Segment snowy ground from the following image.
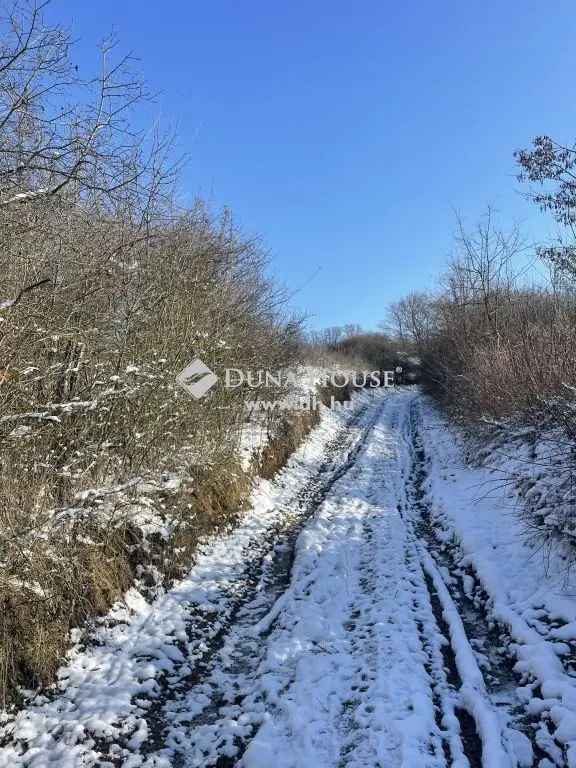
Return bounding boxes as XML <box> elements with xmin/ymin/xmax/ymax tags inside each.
<box><xmin>3</xmin><ymin>389</ymin><xmax>576</xmax><ymax>767</ymax></box>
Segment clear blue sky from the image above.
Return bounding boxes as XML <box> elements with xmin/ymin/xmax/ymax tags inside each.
<box><xmin>50</xmin><ymin>1</ymin><xmax>576</xmax><ymax>330</ymax></box>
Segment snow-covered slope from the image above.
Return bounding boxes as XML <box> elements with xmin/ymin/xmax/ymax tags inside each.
<box><xmin>420</xmin><ymin>398</ymin><xmax>576</xmax><ymax>766</ymax></box>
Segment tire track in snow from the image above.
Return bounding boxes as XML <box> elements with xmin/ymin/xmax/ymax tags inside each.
<box><xmin>235</xmin><ymin>390</ymin><xmax>455</xmax><ymax>768</ymax></box>
<box><xmin>334</xmin><ymin>395</ymin><xmax>446</xmax><ymax>768</ymax></box>
<box><xmin>406</xmin><ymin>397</ymin><xmax>551</xmax><ymax>768</ymax></box>
<box><xmin>139</xmin><ymin>391</ymin><xmax>393</xmax><ymax>767</ymax></box>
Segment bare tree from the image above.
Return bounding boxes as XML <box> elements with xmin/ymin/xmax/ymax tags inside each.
<box><xmin>387</xmin><ymin>291</ymin><xmax>435</xmax><ymax>346</ymax></box>
<box><xmin>0</xmin><ymin>0</ymin><xmax>177</xmax><ymax>217</ymax></box>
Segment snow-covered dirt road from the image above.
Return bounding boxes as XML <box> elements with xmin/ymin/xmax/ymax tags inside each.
<box><xmin>3</xmin><ymin>389</ymin><xmax>576</xmax><ymax>768</ymax></box>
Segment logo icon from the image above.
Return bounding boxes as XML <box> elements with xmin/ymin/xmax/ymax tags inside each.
<box><xmin>176</xmin><ymin>358</ymin><xmax>218</xmax><ymax>399</ymax></box>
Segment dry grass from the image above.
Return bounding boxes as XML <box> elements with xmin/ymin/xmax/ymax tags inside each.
<box><xmin>0</xmin><ymin>525</ymin><xmax>135</xmax><ymax>706</ymax></box>
<box><xmin>257</xmin><ymin>410</ymin><xmax>319</xmax><ymax>480</ymax></box>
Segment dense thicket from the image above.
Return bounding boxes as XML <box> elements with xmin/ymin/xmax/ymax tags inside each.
<box><xmin>0</xmin><ymin>0</ymin><xmax>302</xmax><ymax>703</ymax></box>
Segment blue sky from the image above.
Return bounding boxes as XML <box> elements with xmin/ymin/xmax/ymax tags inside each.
<box><xmin>50</xmin><ymin>1</ymin><xmax>576</xmax><ymax>330</ymax></box>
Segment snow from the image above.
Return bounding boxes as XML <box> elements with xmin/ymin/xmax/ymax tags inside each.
<box><xmin>420</xmin><ymin>395</ymin><xmax>576</xmax><ymax>766</ymax></box>
<box><xmin>239</xmin><ymin>394</ymin><xmax>444</xmax><ymax>768</ymax></box>
<box><xmin>0</xmin><ymin>411</ymin><xmax>61</xmax><ymax>424</ymax></box>
<box><xmin>420</xmin><ymin>549</ymin><xmax>511</xmax><ymax>768</ymax></box>
<box><xmin>238</xmin><ymin>420</ymin><xmax>269</xmax><ymax>472</ymax></box>
<box><xmin>6</xmin><ymin>388</ymin><xmax>576</xmax><ymax>766</ymax></box>
<box><xmin>0</xmin><ymin>188</ymin><xmax>48</xmax><ymax>205</ymax></box>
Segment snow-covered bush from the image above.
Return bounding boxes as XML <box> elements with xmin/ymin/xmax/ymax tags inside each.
<box><xmin>0</xmin><ymin>1</ymin><xmax>303</xmax><ymax>705</ymax></box>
